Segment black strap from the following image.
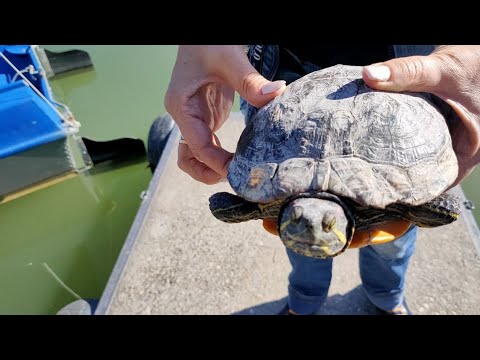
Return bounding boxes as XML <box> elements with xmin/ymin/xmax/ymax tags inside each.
<box><xmin>247</xmin><ymin>45</ymin><xmax>266</xmax><ymax>74</ymax></box>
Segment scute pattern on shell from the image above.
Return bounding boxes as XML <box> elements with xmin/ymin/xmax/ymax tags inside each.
<box><xmin>228</xmin><ymin>65</ymin><xmax>458</xmax><ymax>208</ymax></box>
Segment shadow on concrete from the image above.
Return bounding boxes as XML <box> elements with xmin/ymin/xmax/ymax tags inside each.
<box><xmin>233</xmin><ymin>297</ymin><xmax>287</xmax><ymax>315</ymax></box>
<box><xmin>233</xmin><ymin>285</ymin><xmax>381</xmax><ymax>315</ymax></box>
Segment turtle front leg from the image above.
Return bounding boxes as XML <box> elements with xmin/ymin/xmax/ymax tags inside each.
<box><xmin>209</xmin><ymin>192</ymin><xmax>265</xmax><ymax>223</ymax></box>
<box><xmin>398</xmin><ymin>193</ymin><xmax>461</xmax><ymax>228</ymax></box>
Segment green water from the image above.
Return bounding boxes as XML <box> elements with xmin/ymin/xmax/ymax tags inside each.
<box><xmin>0</xmin><ymin>46</ymin><xmax>179</xmax><ymax>314</ymax></box>
<box><xmin>457</xmin><ymin>168</ymin><xmax>480</xmax><ymax>224</ymax></box>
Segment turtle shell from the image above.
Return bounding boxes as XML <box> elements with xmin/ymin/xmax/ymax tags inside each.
<box><xmin>228</xmin><ymin>65</ymin><xmax>458</xmax><ymax>208</ymax></box>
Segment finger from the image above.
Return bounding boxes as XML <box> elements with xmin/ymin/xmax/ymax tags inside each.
<box><xmin>177</xmin><ymin>142</ymin><xmax>224</xmax><ymax>185</ymax></box>
<box><xmin>220</xmin><ymin>46</ymin><xmax>287</xmax><ymax>108</ymax></box>
<box><xmin>362</xmin><ymin>55</ymin><xmax>443</xmax><ymax>93</ymax></box>
<box><xmin>178</xmin><ymin>120</ymin><xmax>233</xmax><ymax>177</ymax></box>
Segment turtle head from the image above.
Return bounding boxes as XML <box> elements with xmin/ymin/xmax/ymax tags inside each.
<box><xmin>279</xmin><ymin>195</ymin><xmax>354</xmax><ymax>258</ymax></box>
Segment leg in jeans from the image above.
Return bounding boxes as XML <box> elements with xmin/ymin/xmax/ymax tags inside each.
<box><xmin>286</xmin><ymin>248</ymin><xmax>333</xmax><ymax>315</ymax></box>
<box><xmin>359</xmin><ymin>225</ymin><xmax>417</xmax><ymax>311</ymax></box>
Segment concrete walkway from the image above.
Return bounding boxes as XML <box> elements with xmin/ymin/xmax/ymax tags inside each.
<box><xmin>96</xmin><ymin>113</ymin><xmax>480</xmax><ymax>315</ymax></box>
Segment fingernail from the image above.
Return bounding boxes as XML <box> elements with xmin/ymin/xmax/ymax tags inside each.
<box><xmin>261</xmin><ymin>80</ymin><xmax>286</xmax><ymax>95</ymax></box>
<box><xmin>218</xmin><ymin>177</ymin><xmax>228</xmax><ymax>183</ymax></box>
<box><xmin>364</xmin><ymin>65</ymin><xmax>391</xmax><ymax>81</ymax></box>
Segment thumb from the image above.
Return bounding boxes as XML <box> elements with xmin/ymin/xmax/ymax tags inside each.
<box><xmin>362</xmin><ymin>55</ymin><xmax>443</xmax><ymax>93</ymax></box>
<box><xmin>221</xmin><ymin>49</ymin><xmax>287</xmax><ymax>108</ymax></box>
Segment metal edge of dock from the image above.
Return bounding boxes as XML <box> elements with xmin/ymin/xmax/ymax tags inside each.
<box><xmin>452</xmin><ymin>186</ymin><xmax>480</xmax><ymax>257</ymax></box>
<box><xmin>94</xmin><ymin>125</ymin><xmax>180</xmax><ymax>315</ymax></box>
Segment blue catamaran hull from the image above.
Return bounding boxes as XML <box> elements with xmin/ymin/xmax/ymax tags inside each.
<box><xmin>0</xmin><ymin>45</ymin><xmax>92</xmax><ymax>202</ymax></box>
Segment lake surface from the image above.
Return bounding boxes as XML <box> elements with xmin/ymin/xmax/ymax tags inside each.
<box><xmin>0</xmin><ymin>45</ymin><xmax>179</xmax><ymax>314</ymax></box>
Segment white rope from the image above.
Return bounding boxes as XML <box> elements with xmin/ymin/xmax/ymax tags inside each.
<box><xmin>42</xmin><ymin>262</ymin><xmax>82</xmax><ymax>300</ymax></box>
<box><xmin>11</xmin><ymin>64</ymin><xmax>37</xmax><ymax>82</ymax></box>
<box><xmin>0</xmin><ymin>51</ymin><xmax>80</xmax><ymax>128</ymax></box>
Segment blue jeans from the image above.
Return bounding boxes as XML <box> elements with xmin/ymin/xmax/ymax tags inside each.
<box><xmin>240</xmin><ymin>45</ymin><xmax>432</xmax><ymax>315</ymax></box>
<box><xmin>287</xmin><ymin>225</ymin><xmax>417</xmax><ymax>314</ymax></box>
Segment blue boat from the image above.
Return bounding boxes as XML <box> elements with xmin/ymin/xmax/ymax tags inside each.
<box><xmin>0</xmin><ymin>45</ymin><xmax>92</xmax><ymax>203</ymax></box>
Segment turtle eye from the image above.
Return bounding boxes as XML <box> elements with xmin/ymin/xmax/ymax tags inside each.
<box><xmin>322</xmin><ymin>212</ymin><xmax>336</xmax><ymax>232</ymax></box>
<box><xmin>291</xmin><ymin>206</ymin><xmax>303</xmax><ymax>222</ymax></box>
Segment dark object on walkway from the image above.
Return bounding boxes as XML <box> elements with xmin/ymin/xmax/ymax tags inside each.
<box><xmin>147</xmin><ymin>114</ymin><xmax>175</xmax><ymax>172</ymax></box>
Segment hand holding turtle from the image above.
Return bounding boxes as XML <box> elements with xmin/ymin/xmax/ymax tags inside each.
<box><xmin>363</xmin><ymin>45</ymin><xmax>480</xmax><ymax>187</ymax></box>
<box><xmin>164</xmin><ymin>45</ymin><xmax>287</xmax><ymax>184</ymax></box>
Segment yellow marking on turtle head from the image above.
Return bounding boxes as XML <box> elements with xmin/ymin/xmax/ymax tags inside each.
<box><xmin>332</xmin><ymin>227</ymin><xmax>347</xmax><ymax>245</ymax></box>
<box><xmin>280</xmin><ymin>219</ymin><xmax>291</xmax><ymax>232</ymax></box>
<box><xmin>318</xmin><ymin>245</ymin><xmax>334</xmax><ymax>256</ymax></box>
<box><xmin>303</xmin><ymin>248</ymin><xmax>312</xmax><ymax>257</ymax></box>
<box><xmin>287</xmin><ymin>240</ymin><xmax>295</xmax><ymax>247</ymax></box>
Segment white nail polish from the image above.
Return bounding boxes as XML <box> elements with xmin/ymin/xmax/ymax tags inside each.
<box><xmin>364</xmin><ymin>65</ymin><xmax>391</xmax><ymax>81</ymax></box>
<box><xmin>261</xmin><ymin>80</ymin><xmax>286</xmax><ymax>95</ymax></box>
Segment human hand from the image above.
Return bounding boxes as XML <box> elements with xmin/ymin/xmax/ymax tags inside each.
<box><xmin>362</xmin><ymin>45</ymin><xmax>480</xmax><ymax>187</ymax></box>
<box><xmin>262</xmin><ymin>218</ymin><xmax>411</xmax><ymax>248</ymax></box>
<box><xmin>164</xmin><ymin>45</ymin><xmax>287</xmax><ymax>184</ymax></box>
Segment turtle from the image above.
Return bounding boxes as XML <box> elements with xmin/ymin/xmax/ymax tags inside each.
<box><xmin>209</xmin><ymin>64</ymin><xmax>461</xmax><ymax>259</ymax></box>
